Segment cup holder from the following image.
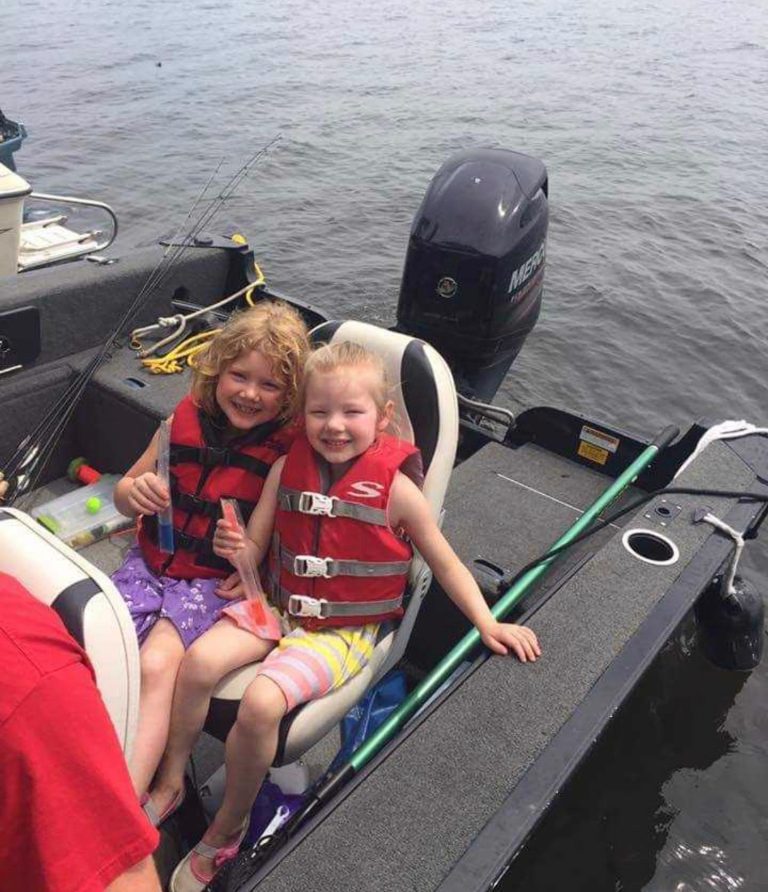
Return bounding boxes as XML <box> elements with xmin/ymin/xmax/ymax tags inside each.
<box><xmin>621</xmin><ymin>528</ymin><xmax>679</xmax><ymax>566</ymax></box>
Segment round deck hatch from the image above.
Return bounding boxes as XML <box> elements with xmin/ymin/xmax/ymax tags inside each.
<box><xmin>621</xmin><ymin>528</ymin><xmax>679</xmax><ymax>566</ymax></box>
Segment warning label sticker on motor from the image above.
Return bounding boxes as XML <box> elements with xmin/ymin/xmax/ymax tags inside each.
<box><xmin>579</xmin><ymin>425</ymin><xmax>620</xmax><ymax>454</ymax></box>
<box><xmin>578</xmin><ymin>441</ymin><xmax>609</xmax><ymax>465</ymax></box>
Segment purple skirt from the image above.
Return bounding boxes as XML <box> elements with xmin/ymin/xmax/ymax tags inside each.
<box><xmin>112</xmin><ymin>546</ymin><xmax>240</xmax><ymax>649</ymax></box>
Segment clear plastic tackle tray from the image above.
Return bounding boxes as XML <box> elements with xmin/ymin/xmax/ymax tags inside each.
<box><xmin>31</xmin><ymin>474</ymin><xmax>132</xmax><ymax>548</ymax></box>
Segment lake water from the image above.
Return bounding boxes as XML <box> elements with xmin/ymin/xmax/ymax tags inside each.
<box><xmin>3</xmin><ymin>0</ymin><xmax>767</xmax><ymax>888</ymax></box>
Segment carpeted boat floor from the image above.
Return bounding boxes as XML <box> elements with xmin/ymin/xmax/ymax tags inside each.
<box><xmin>442</xmin><ymin>441</ymin><xmax>639</xmax><ymax>602</ymax></box>
<box><xmin>251</xmin><ymin>439</ymin><xmax>752</xmax><ymax>892</ymax></box>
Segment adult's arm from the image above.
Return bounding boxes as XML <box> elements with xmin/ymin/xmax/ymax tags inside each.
<box><xmin>0</xmin><ymin>652</ymin><xmax>160</xmax><ymax>892</ymax></box>
<box><xmin>106</xmin><ymin>855</ymin><xmax>160</xmax><ymax>892</ymax></box>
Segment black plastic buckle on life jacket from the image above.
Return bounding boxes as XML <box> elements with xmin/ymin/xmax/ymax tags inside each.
<box><xmin>173</xmin><ymin>529</ymin><xmax>205</xmax><ymax>554</ymax></box>
<box><xmin>173</xmin><ymin>491</ymin><xmax>220</xmax><ymax>518</ymax></box>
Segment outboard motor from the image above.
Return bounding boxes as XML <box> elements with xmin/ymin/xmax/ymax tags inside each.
<box><xmin>396</xmin><ymin>148</ymin><xmax>548</xmax><ymax>402</ymax></box>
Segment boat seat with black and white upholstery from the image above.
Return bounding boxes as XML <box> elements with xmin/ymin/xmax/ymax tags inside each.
<box><xmin>205</xmin><ymin>321</ymin><xmax>459</xmax><ymax>764</ymax></box>
<box><xmin>0</xmin><ymin>506</ymin><xmax>140</xmax><ymax>760</ymax></box>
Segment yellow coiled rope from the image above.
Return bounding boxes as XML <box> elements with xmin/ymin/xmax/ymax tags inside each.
<box><xmin>139</xmin><ymin>329</ymin><xmax>222</xmax><ymax>374</ymax></box>
<box><xmin>136</xmin><ymin>251</ymin><xmax>265</xmax><ymax>375</ymax></box>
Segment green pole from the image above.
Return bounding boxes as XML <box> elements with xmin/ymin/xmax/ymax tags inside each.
<box><xmin>349</xmin><ymin>425</ymin><xmax>678</xmax><ymax>772</ymax></box>
<box><xmin>213</xmin><ymin>427</ymin><xmax>680</xmax><ymax>889</ymax></box>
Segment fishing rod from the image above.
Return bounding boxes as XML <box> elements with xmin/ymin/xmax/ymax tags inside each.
<box><xmin>1</xmin><ymin>139</ymin><xmax>281</xmax><ymax>505</ymax></box>
<box><xmin>122</xmin><ymin>160</ymin><xmax>224</xmax><ymax>327</ymax></box>
<box><xmin>117</xmin><ymin>135</ymin><xmax>278</xmax><ymax>325</ymax></box>
<box><xmin>3</xmin><ymin>161</ymin><xmax>224</xmax><ymax>493</ymax></box>
<box><xmin>136</xmin><ymin>136</ymin><xmax>280</xmax><ymax>308</ymax></box>
<box><xmin>209</xmin><ymin>424</ymin><xmax>692</xmax><ymax>891</ymax></box>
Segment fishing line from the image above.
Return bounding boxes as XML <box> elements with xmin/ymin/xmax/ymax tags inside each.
<box><xmin>3</xmin><ymin>138</ymin><xmax>281</xmax><ymax>503</ymax></box>
<box><xmin>149</xmin><ymin>135</ymin><xmax>279</xmax><ymax>292</ymax></box>
<box><xmin>124</xmin><ymin>160</ymin><xmax>224</xmax><ymax>321</ymax></box>
<box><xmin>9</xmin><ymin>143</ymin><xmax>276</xmax><ymax>477</ymax></box>
<box><xmin>499</xmin><ymin>485</ymin><xmax>768</xmax><ymax>592</ymax></box>
<box><xmin>123</xmin><ymin>137</ymin><xmax>277</xmax><ymax>315</ymax></box>
<box><xmin>106</xmin><ymin>137</ymin><xmax>275</xmax><ymax>338</ymax></box>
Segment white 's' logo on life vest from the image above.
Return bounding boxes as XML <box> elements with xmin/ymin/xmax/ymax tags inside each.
<box><xmin>348</xmin><ymin>481</ymin><xmax>385</xmax><ymax>499</ymax></box>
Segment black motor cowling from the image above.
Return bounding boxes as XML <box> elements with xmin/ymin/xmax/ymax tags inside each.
<box><xmin>395</xmin><ymin>148</ymin><xmax>548</xmax><ymax>402</ymax></box>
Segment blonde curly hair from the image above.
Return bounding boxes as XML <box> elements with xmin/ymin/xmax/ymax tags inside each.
<box><xmin>191</xmin><ymin>301</ymin><xmax>310</xmax><ymax>421</ymax></box>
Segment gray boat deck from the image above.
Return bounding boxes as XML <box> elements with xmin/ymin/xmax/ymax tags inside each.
<box><xmin>247</xmin><ymin>436</ymin><xmax>759</xmax><ymax>892</ymax></box>
<box><xmin>444</xmin><ymin>440</ymin><xmax>637</xmax><ymax>597</ymax></box>
<box><xmin>18</xmin><ymin>415</ymin><xmax>766</xmax><ymax>892</ymax></box>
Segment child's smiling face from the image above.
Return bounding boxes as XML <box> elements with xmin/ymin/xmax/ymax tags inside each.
<box><xmin>215</xmin><ymin>349</ymin><xmax>286</xmax><ymax>431</ymax></box>
<box><xmin>304</xmin><ymin>368</ymin><xmax>389</xmax><ymax>468</ymax></box>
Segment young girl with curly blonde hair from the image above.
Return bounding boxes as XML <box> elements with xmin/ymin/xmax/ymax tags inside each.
<box><xmin>112</xmin><ymin>301</ymin><xmax>310</xmax><ymax>810</ymax></box>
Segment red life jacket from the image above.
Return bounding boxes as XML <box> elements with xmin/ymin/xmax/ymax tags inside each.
<box><xmin>139</xmin><ymin>395</ymin><xmax>296</xmax><ymax>579</ymax></box>
<box><xmin>272</xmin><ymin>433</ymin><xmax>422</xmax><ymax>630</ymax></box>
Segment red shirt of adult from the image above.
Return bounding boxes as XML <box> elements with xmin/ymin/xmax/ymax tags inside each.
<box><xmin>0</xmin><ymin>572</ymin><xmax>158</xmax><ymax>891</ymax></box>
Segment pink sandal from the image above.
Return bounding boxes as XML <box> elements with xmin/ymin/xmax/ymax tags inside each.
<box><xmin>169</xmin><ymin>821</ymin><xmax>249</xmax><ymax>892</ymax></box>
<box><xmin>141</xmin><ymin>787</ymin><xmax>185</xmax><ymax>827</ymax></box>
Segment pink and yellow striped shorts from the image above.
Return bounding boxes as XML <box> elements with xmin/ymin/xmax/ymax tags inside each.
<box><xmin>224</xmin><ymin>599</ymin><xmax>380</xmax><ymax>711</ymax></box>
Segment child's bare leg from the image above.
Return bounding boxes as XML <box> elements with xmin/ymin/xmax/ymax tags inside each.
<box><xmin>150</xmin><ymin>620</ymin><xmax>274</xmax><ymax>811</ymax></box>
<box><xmin>192</xmin><ymin>676</ymin><xmax>287</xmax><ymax>880</ymax></box>
<box><xmin>129</xmin><ymin>619</ymin><xmax>185</xmax><ymax>795</ymax></box>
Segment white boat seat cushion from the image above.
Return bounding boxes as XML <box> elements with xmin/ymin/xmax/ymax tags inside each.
<box><xmin>0</xmin><ymin>507</ymin><xmax>140</xmax><ymax>760</ymax></box>
<box><xmin>206</xmin><ymin>322</ymin><xmax>458</xmax><ymax>765</ymax></box>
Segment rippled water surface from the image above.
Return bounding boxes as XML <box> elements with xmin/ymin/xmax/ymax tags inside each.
<box><xmin>3</xmin><ymin>0</ymin><xmax>767</xmax><ymax>888</ymax></box>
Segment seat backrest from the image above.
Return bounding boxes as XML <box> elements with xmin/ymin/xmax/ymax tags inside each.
<box><xmin>208</xmin><ymin>323</ymin><xmax>459</xmax><ymax>762</ymax></box>
<box><xmin>0</xmin><ymin>507</ymin><xmax>140</xmax><ymax>760</ymax></box>
<box><xmin>310</xmin><ymin>321</ymin><xmax>458</xmax><ymax>523</ymax></box>
<box><xmin>309</xmin><ymin>321</ymin><xmax>459</xmax><ymax>672</ymax></box>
